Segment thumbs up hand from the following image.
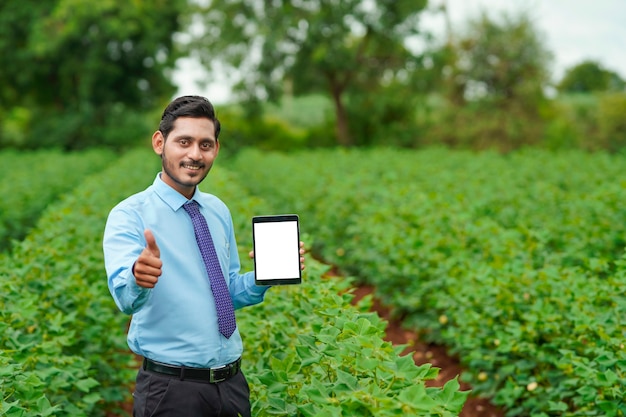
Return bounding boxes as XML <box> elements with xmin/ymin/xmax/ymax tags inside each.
<box><xmin>133</xmin><ymin>229</ymin><xmax>163</xmax><ymax>288</ymax></box>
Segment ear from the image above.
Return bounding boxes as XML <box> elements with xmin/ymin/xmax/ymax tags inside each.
<box><xmin>152</xmin><ymin>130</ymin><xmax>165</xmax><ymax>155</ymax></box>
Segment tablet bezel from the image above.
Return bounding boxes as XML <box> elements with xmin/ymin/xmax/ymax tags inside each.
<box><xmin>252</xmin><ymin>214</ymin><xmax>302</xmax><ymax>286</ymax></box>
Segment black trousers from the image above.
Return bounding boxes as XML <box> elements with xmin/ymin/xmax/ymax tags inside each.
<box><xmin>132</xmin><ymin>367</ymin><xmax>251</xmax><ymax>417</ymax></box>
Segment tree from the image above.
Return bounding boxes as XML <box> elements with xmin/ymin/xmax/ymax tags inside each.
<box><xmin>445</xmin><ymin>11</ymin><xmax>551</xmax><ymax>105</ymax></box>
<box><xmin>186</xmin><ymin>0</ymin><xmax>428</xmax><ymax>146</ymax></box>
<box><xmin>433</xmin><ymin>10</ymin><xmax>553</xmax><ymax>151</ymax></box>
<box><xmin>557</xmin><ymin>60</ymin><xmax>626</xmax><ymax>93</ymax></box>
<box><xmin>0</xmin><ymin>0</ymin><xmax>187</xmax><ymax>149</ymax></box>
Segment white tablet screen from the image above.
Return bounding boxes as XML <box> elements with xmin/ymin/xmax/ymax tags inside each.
<box><xmin>253</xmin><ymin>215</ymin><xmax>301</xmax><ymax>285</ymax></box>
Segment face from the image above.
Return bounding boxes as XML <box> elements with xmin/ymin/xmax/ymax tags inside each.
<box><xmin>152</xmin><ymin>117</ymin><xmax>220</xmax><ymax>199</ymax></box>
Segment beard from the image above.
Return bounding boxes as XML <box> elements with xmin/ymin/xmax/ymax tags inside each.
<box><xmin>161</xmin><ymin>150</ymin><xmax>210</xmax><ymax>190</ymax></box>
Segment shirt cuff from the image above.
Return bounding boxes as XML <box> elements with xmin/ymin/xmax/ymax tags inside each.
<box><xmin>124</xmin><ymin>266</ymin><xmax>151</xmax><ymax>301</ymax></box>
<box><xmin>248</xmin><ymin>272</ymin><xmax>271</xmax><ymax>296</ymax></box>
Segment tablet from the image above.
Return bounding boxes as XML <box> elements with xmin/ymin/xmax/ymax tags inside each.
<box><xmin>252</xmin><ymin>214</ymin><xmax>302</xmax><ymax>285</ymax></box>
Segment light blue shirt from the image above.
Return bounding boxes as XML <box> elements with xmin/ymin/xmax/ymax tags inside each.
<box><xmin>103</xmin><ymin>173</ymin><xmax>268</xmax><ymax>368</ymax></box>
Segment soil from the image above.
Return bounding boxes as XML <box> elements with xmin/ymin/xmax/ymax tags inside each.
<box><xmin>350</xmin><ymin>284</ymin><xmax>505</xmax><ymax>417</ymax></box>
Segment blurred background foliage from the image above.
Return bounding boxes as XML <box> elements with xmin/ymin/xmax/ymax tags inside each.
<box><xmin>0</xmin><ymin>0</ymin><xmax>186</xmax><ymax>150</ymax></box>
<box><xmin>0</xmin><ymin>0</ymin><xmax>624</xmax><ymax>153</ymax></box>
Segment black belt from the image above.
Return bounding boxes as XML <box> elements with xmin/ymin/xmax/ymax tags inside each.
<box><xmin>143</xmin><ymin>357</ymin><xmax>241</xmax><ymax>383</ymax></box>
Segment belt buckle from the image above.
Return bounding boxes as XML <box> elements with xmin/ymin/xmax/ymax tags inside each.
<box><xmin>209</xmin><ymin>364</ymin><xmax>228</xmax><ymax>383</ymax></box>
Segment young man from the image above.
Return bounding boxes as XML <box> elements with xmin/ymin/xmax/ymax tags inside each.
<box><xmin>103</xmin><ymin>95</ymin><xmax>304</xmax><ymax>416</ymax></box>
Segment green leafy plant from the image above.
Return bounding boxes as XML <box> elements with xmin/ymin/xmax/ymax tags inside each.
<box><xmin>229</xmin><ymin>147</ymin><xmax>626</xmax><ymax>416</ymax></box>
<box><xmin>0</xmin><ymin>149</ymin><xmax>158</xmax><ymax>416</ymax></box>
<box><xmin>1</xmin><ymin>148</ymin><xmax>468</xmax><ymax>416</ymax></box>
<box><xmin>0</xmin><ymin>148</ymin><xmax>115</xmax><ymax>252</ymax></box>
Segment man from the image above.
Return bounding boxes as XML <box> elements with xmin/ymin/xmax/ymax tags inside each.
<box><xmin>103</xmin><ymin>95</ymin><xmax>304</xmax><ymax>416</ymax></box>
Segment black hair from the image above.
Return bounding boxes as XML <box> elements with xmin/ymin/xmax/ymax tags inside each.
<box><xmin>158</xmin><ymin>95</ymin><xmax>221</xmax><ymax>140</ymax></box>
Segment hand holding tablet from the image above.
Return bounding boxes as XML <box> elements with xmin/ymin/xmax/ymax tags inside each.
<box><xmin>253</xmin><ymin>215</ymin><xmax>302</xmax><ymax>286</ymax></box>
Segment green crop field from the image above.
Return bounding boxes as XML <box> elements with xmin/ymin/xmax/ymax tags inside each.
<box><xmin>1</xmin><ymin>146</ymin><xmax>625</xmax><ymax>416</ymax></box>
<box><xmin>0</xmin><ymin>149</ymin><xmax>116</xmax><ymax>252</ymax></box>
<box><xmin>0</xmin><ymin>148</ymin><xmax>465</xmax><ymax>417</ymax></box>
<box><xmin>227</xmin><ymin>147</ymin><xmax>626</xmax><ymax>416</ymax></box>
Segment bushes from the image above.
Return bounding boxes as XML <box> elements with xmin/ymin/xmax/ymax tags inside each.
<box><xmin>597</xmin><ymin>93</ymin><xmax>626</xmax><ymax>151</ymax></box>
<box><xmin>217</xmin><ymin>103</ymin><xmax>314</xmax><ymax>154</ymax></box>
<box><xmin>428</xmin><ymin>103</ymin><xmax>545</xmax><ymax>151</ymax></box>
<box><xmin>544</xmin><ymin>92</ymin><xmax>626</xmax><ymax>152</ymax></box>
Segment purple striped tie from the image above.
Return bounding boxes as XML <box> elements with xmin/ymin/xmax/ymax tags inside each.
<box><xmin>183</xmin><ymin>200</ymin><xmax>236</xmax><ymax>338</ymax></box>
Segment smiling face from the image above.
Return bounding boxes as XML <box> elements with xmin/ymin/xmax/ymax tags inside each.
<box><xmin>152</xmin><ymin>117</ymin><xmax>220</xmax><ymax>199</ymax></box>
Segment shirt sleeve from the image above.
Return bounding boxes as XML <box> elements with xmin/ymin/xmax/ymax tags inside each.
<box><xmin>224</xmin><ymin>213</ymin><xmax>270</xmax><ymax>309</ymax></box>
<box><xmin>103</xmin><ymin>205</ymin><xmax>152</xmax><ymax>315</ymax></box>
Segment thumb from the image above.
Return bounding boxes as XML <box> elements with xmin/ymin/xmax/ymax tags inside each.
<box><xmin>144</xmin><ymin>229</ymin><xmax>160</xmax><ymax>257</ymax></box>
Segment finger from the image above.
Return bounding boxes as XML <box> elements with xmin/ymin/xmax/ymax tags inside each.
<box><xmin>136</xmin><ymin>274</ymin><xmax>159</xmax><ymax>288</ymax></box>
<box><xmin>136</xmin><ymin>262</ymin><xmax>162</xmax><ymax>277</ymax></box>
<box><xmin>133</xmin><ymin>257</ymin><xmax>161</xmax><ymax>287</ymax></box>
<box><xmin>144</xmin><ymin>229</ymin><xmax>160</xmax><ymax>257</ymax></box>
<box><xmin>134</xmin><ymin>251</ymin><xmax>162</xmax><ymax>277</ymax></box>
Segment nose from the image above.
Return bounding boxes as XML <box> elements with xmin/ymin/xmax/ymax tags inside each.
<box><xmin>188</xmin><ymin>143</ymin><xmax>202</xmax><ymax>160</ymax></box>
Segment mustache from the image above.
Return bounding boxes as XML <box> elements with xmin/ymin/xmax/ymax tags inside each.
<box><xmin>180</xmin><ymin>160</ymin><xmax>206</xmax><ymax>168</ymax></box>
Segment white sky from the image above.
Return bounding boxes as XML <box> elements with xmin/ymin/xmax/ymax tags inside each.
<box><xmin>424</xmin><ymin>0</ymin><xmax>626</xmax><ymax>80</ymax></box>
<box><xmin>174</xmin><ymin>0</ymin><xmax>626</xmax><ymax>103</ymax></box>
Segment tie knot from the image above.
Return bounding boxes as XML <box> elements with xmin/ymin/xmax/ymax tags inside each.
<box><xmin>183</xmin><ymin>200</ymin><xmax>200</xmax><ymax>216</ymax></box>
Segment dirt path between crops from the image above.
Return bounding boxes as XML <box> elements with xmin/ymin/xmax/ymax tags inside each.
<box><xmin>350</xmin><ymin>284</ymin><xmax>505</xmax><ymax>417</ymax></box>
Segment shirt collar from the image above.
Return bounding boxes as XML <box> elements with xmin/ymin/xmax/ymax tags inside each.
<box><xmin>153</xmin><ymin>173</ymin><xmax>203</xmax><ymax>211</ymax></box>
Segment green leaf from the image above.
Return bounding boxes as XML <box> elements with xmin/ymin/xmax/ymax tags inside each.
<box><xmin>599</xmin><ymin>369</ymin><xmax>618</xmax><ymax>385</ymax></box>
<box><xmin>547</xmin><ymin>401</ymin><xmax>569</xmax><ymax>412</ymax></box>
<box><xmin>438</xmin><ymin>378</ymin><xmax>469</xmax><ymax>412</ymax></box>
<box><xmin>296</xmin><ymin>345</ymin><xmax>322</xmax><ymax>367</ymax></box>
<box><xmin>398</xmin><ymin>384</ymin><xmax>437</xmax><ymax>410</ymax></box>
<box><xmin>75</xmin><ymin>377</ymin><xmax>99</xmax><ymax>393</ymax></box>
<box><xmin>335</xmin><ymin>369</ymin><xmax>358</xmax><ymax>392</ymax></box>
